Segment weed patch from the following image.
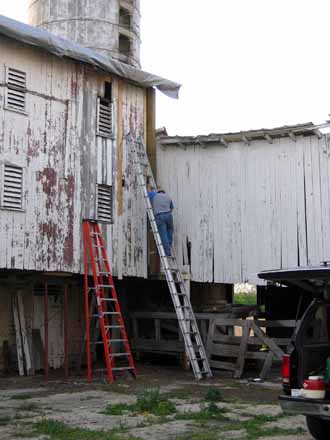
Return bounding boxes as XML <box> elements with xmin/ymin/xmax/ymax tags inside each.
<box><xmin>16</xmin><ymin>402</ymin><xmax>40</xmax><ymax>412</ymax></box>
<box><xmin>25</xmin><ymin>420</ymin><xmax>141</xmax><ymax>440</ymax></box>
<box><xmin>0</xmin><ymin>416</ymin><xmax>11</xmax><ymax>426</ymax></box>
<box><xmin>205</xmin><ymin>388</ymin><xmax>223</xmax><ymax>403</ymax></box>
<box><xmin>104</xmin><ymin>388</ymin><xmax>176</xmax><ymax>417</ymax></box>
<box><xmin>176</xmin><ymin>402</ymin><xmax>227</xmax><ymax>423</ymax></box>
<box><xmin>241</xmin><ymin>414</ymin><xmax>305</xmax><ymax>439</ymax></box>
<box><xmin>135</xmin><ymin>389</ymin><xmax>175</xmax><ymax>416</ymax></box>
<box><xmin>10</xmin><ymin>394</ymin><xmax>32</xmax><ymax>400</ymax></box>
<box><xmin>103</xmin><ymin>402</ymin><xmax>131</xmax><ymax>416</ymax></box>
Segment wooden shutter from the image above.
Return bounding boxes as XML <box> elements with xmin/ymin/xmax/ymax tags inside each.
<box><xmin>2</xmin><ymin>164</ymin><xmax>23</xmax><ymax>210</ymax></box>
<box><xmin>96</xmin><ymin>97</ymin><xmax>113</xmax><ymax>138</ymax></box>
<box><xmin>97</xmin><ymin>184</ymin><xmax>112</xmax><ymax>223</ymax></box>
<box><xmin>6</xmin><ymin>68</ymin><xmax>26</xmax><ymax>112</ymax></box>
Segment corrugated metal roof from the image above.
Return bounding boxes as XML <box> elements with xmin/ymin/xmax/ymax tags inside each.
<box><xmin>0</xmin><ymin>14</ymin><xmax>181</xmax><ymax>99</ymax></box>
<box><xmin>159</xmin><ymin>122</ymin><xmax>330</xmax><ymax>147</ymax></box>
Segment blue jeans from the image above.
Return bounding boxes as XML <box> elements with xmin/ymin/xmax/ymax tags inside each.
<box><xmin>155</xmin><ymin>212</ymin><xmax>173</xmax><ymax>256</ymax></box>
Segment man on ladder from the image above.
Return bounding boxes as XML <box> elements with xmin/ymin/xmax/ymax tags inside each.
<box><xmin>150</xmin><ymin>188</ymin><xmax>174</xmax><ymax>257</ymax></box>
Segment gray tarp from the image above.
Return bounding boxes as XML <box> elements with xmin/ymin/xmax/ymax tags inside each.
<box><xmin>0</xmin><ymin>14</ymin><xmax>180</xmax><ymax>99</ymax></box>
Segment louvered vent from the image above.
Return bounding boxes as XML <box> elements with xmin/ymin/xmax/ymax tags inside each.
<box><xmin>97</xmin><ymin>98</ymin><xmax>113</xmax><ymax>138</ymax></box>
<box><xmin>6</xmin><ymin>68</ymin><xmax>26</xmax><ymax>112</ymax></box>
<box><xmin>97</xmin><ymin>184</ymin><xmax>112</xmax><ymax>223</ymax></box>
<box><xmin>2</xmin><ymin>165</ymin><xmax>23</xmax><ymax>210</ymax></box>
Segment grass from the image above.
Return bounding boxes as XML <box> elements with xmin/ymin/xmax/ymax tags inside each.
<box><xmin>205</xmin><ymin>388</ymin><xmax>223</xmax><ymax>403</ymax></box>
<box><xmin>243</xmin><ymin>414</ymin><xmax>305</xmax><ymax>439</ymax></box>
<box><xmin>0</xmin><ymin>416</ymin><xmax>11</xmax><ymax>426</ymax></box>
<box><xmin>16</xmin><ymin>402</ymin><xmax>40</xmax><ymax>412</ymax></box>
<box><xmin>103</xmin><ymin>402</ymin><xmax>131</xmax><ymax>416</ymax></box>
<box><xmin>10</xmin><ymin>394</ymin><xmax>32</xmax><ymax>400</ymax></box>
<box><xmin>104</xmin><ymin>388</ymin><xmax>176</xmax><ymax>417</ymax></box>
<box><xmin>233</xmin><ymin>292</ymin><xmax>257</xmax><ymax>305</ymax></box>
<box><xmin>22</xmin><ymin>420</ymin><xmax>142</xmax><ymax>440</ymax></box>
<box><xmin>176</xmin><ymin>402</ymin><xmax>227</xmax><ymax>423</ymax></box>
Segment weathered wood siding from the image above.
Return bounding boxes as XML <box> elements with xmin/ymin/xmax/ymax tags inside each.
<box><xmin>0</xmin><ymin>37</ymin><xmax>147</xmax><ymax>277</ymax></box>
<box><xmin>157</xmin><ymin>134</ymin><xmax>330</xmax><ymax>284</ymax></box>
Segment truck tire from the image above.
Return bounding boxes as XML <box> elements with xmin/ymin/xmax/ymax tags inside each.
<box><xmin>306</xmin><ymin>416</ymin><xmax>330</xmax><ymax>439</ymax></box>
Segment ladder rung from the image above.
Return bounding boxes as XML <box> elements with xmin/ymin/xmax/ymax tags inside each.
<box><xmin>105</xmin><ymin>325</ymin><xmax>124</xmax><ymax>329</ymax></box>
<box><xmin>111</xmin><ymin>367</ymin><xmax>134</xmax><ymax>371</ymax></box>
<box><xmin>108</xmin><ymin>339</ymin><xmax>126</xmax><ymax>342</ymax></box>
<box><xmin>110</xmin><ymin>353</ymin><xmax>130</xmax><ymax>357</ymax></box>
<box><xmin>100</xmin><ymin>298</ymin><xmax>116</xmax><ymax>302</ymax></box>
<box><xmin>103</xmin><ymin>312</ymin><xmax>120</xmax><ymax>315</ymax></box>
<box><xmin>98</xmin><ymin>285</ymin><xmax>114</xmax><ymax>288</ymax></box>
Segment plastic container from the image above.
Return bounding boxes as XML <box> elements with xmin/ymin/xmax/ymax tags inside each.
<box><xmin>302</xmin><ymin>376</ymin><xmax>326</xmax><ymax>399</ymax></box>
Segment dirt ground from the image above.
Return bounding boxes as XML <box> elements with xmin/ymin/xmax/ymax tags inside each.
<box><xmin>0</xmin><ymin>364</ymin><xmax>311</xmax><ymax>440</ymax></box>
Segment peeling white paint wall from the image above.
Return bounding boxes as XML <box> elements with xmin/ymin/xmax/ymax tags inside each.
<box><xmin>157</xmin><ymin>135</ymin><xmax>330</xmax><ymax>284</ymax></box>
<box><xmin>0</xmin><ymin>37</ymin><xmax>147</xmax><ymax>278</ymax></box>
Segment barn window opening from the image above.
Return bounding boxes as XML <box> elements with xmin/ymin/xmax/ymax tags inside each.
<box><xmin>104</xmin><ymin>82</ymin><xmax>112</xmax><ymax>101</ymax></box>
<box><xmin>96</xmin><ymin>82</ymin><xmax>113</xmax><ymax>138</ymax></box>
<box><xmin>1</xmin><ymin>164</ymin><xmax>23</xmax><ymax>210</ymax></box>
<box><xmin>119</xmin><ymin>33</ymin><xmax>131</xmax><ymax>55</ymax></box>
<box><xmin>5</xmin><ymin>68</ymin><xmax>26</xmax><ymax>113</ymax></box>
<box><xmin>119</xmin><ymin>7</ymin><xmax>131</xmax><ymax>29</ymax></box>
<box><xmin>97</xmin><ymin>184</ymin><xmax>113</xmax><ymax>223</ymax></box>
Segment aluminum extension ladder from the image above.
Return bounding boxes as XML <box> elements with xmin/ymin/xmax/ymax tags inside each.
<box><xmin>127</xmin><ymin>133</ymin><xmax>212</xmax><ymax>380</ymax></box>
<box><xmin>82</xmin><ymin>220</ymin><xmax>136</xmax><ymax>383</ymax></box>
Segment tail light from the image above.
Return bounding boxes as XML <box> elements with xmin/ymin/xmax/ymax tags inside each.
<box><xmin>282</xmin><ymin>354</ymin><xmax>291</xmax><ymax>384</ymax></box>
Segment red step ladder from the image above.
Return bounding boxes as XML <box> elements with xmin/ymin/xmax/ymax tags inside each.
<box><xmin>82</xmin><ymin>220</ymin><xmax>136</xmax><ymax>383</ymax></box>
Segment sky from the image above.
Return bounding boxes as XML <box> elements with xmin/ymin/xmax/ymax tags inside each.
<box><xmin>1</xmin><ymin>0</ymin><xmax>330</xmax><ymax>135</ymax></box>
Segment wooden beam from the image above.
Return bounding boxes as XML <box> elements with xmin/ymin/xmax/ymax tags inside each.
<box><xmin>265</xmin><ymin>134</ymin><xmax>273</xmax><ymax>144</ymax></box>
<box><xmin>242</xmin><ymin>135</ymin><xmax>250</xmax><ymax>145</ymax></box>
<box><xmin>12</xmin><ymin>295</ymin><xmax>24</xmax><ymax>376</ymax></box>
<box><xmin>234</xmin><ymin>321</ymin><xmax>250</xmax><ymax>379</ymax></box>
<box><xmin>260</xmin><ymin>352</ymin><xmax>273</xmax><ymax>380</ymax></box>
<box><xmin>17</xmin><ymin>292</ymin><xmax>34</xmax><ymax>376</ymax></box>
<box><xmin>288</xmin><ymin>132</ymin><xmax>296</xmax><ymax>142</ymax></box>
<box><xmin>220</xmin><ymin>136</ymin><xmax>228</xmax><ymax>147</ymax></box>
<box><xmin>117</xmin><ymin>79</ymin><xmax>124</xmax><ymax>216</ymax></box>
<box><xmin>251</xmin><ymin>321</ymin><xmax>284</xmax><ymax>360</ymax></box>
<box><xmin>146</xmin><ymin>88</ymin><xmax>157</xmax><ymax>179</ymax></box>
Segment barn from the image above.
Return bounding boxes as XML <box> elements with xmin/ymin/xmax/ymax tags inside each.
<box><xmin>0</xmin><ymin>4</ymin><xmax>180</xmax><ymax>375</ymax></box>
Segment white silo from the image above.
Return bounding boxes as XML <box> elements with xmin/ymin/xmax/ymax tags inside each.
<box><xmin>28</xmin><ymin>0</ymin><xmax>141</xmax><ymax>68</ymax></box>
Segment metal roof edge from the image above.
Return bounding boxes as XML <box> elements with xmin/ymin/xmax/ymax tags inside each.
<box><xmin>0</xmin><ymin>14</ymin><xmax>181</xmax><ymax>99</ymax></box>
<box><xmin>158</xmin><ymin>122</ymin><xmax>330</xmax><ymax>147</ymax></box>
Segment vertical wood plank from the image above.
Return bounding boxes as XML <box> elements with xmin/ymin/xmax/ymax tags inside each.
<box><xmin>146</xmin><ymin>88</ymin><xmax>156</xmax><ymax>179</ymax></box>
<box><xmin>234</xmin><ymin>321</ymin><xmax>250</xmax><ymax>379</ymax></box>
<box><xmin>117</xmin><ymin>79</ymin><xmax>123</xmax><ymax>216</ymax></box>
<box><xmin>17</xmin><ymin>291</ymin><xmax>34</xmax><ymax>376</ymax></box>
<box><xmin>12</xmin><ymin>295</ymin><xmax>24</xmax><ymax>376</ymax></box>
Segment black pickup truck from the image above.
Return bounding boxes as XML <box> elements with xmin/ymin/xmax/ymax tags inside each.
<box><xmin>258</xmin><ymin>265</ymin><xmax>330</xmax><ymax>440</ymax></box>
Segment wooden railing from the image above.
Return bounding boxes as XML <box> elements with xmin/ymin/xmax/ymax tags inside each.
<box><xmin>130</xmin><ymin>312</ymin><xmax>299</xmax><ymax>379</ymax></box>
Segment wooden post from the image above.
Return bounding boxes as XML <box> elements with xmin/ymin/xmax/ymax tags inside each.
<box><xmin>155</xmin><ymin>318</ymin><xmax>161</xmax><ymax>343</ymax></box>
<box><xmin>64</xmin><ymin>284</ymin><xmax>69</xmax><ymax>380</ymax></box>
<box><xmin>44</xmin><ymin>282</ymin><xmax>49</xmax><ymax>384</ymax></box>
<box><xmin>12</xmin><ymin>295</ymin><xmax>24</xmax><ymax>376</ymax></box>
<box><xmin>234</xmin><ymin>321</ymin><xmax>250</xmax><ymax>379</ymax></box>
<box><xmin>17</xmin><ymin>292</ymin><xmax>34</xmax><ymax>376</ymax></box>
